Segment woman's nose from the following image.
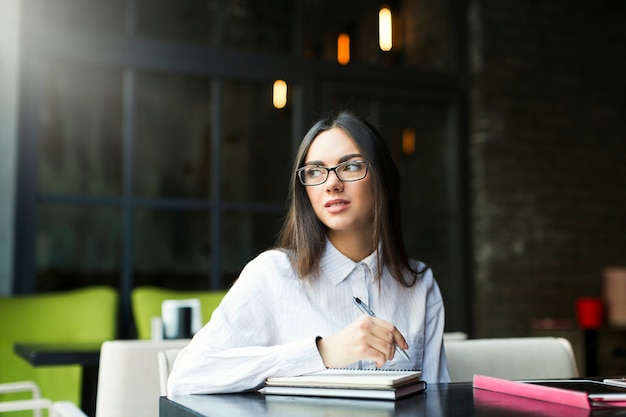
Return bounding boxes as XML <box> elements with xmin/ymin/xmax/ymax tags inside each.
<box><xmin>325</xmin><ymin>170</ymin><xmax>343</xmax><ymax>191</ymax></box>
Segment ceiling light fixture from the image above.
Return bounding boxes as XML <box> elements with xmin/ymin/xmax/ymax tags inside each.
<box><xmin>379</xmin><ymin>7</ymin><xmax>393</xmax><ymax>51</ymax></box>
<box><xmin>273</xmin><ymin>80</ymin><xmax>287</xmax><ymax>109</ymax></box>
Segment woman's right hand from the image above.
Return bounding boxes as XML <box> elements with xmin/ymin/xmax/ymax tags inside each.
<box><xmin>316</xmin><ymin>314</ymin><xmax>408</xmax><ymax>368</ymax></box>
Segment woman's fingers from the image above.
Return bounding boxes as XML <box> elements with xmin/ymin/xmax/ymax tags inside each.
<box><xmin>317</xmin><ymin>315</ymin><xmax>408</xmax><ymax>368</ymax></box>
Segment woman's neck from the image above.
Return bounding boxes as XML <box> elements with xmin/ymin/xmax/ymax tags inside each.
<box><xmin>327</xmin><ymin>230</ymin><xmax>375</xmax><ymax>262</ymax></box>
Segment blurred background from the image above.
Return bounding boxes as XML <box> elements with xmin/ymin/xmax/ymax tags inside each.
<box><xmin>0</xmin><ymin>0</ymin><xmax>625</xmax><ymax>342</ymax></box>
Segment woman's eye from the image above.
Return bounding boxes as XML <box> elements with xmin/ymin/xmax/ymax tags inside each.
<box><xmin>344</xmin><ymin>161</ymin><xmax>363</xmax><ymax>172</ymax></box>
<box><xmin>306</xmin><ymin>168</ymin><xmax>324</xmax><ymax>178</ymax></box>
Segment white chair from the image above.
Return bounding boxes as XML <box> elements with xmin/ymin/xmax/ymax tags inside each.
<box><xmin>0</xmin><ymin>380</ymin><xmax>41</xmax><ymax>398</ymax></box>
<box><xmin>95</xmin><ymin>340</ymin><xmax>190</xmax><ymax>417</ymax></box>
<box><xmin>0</xmin><ymin>380</ymin><xmax>46</xmax><ymax>417</ymax></box>
<box><xmin>157</xmin><ymin>348</ymin><xmax>185</xmax><ymax>396</ymax></box>
<box><xmin>0</xmin><ymin>396</ymin><xmax>87</xmax><ymax>417</ymax></box>
<box><xmin>443</xmin><ymin>332</ymin><xmax>468</xmax><ymax>342</ymax></box>
<box><xmin>54</xmin><ymin>401</ymin><xmax>90</xmax><ymax>417</ymax></box>
<box><xmin>444</xmin><ymin>337</ymin><xmax>579</xmax><ymax>382</ymax></box>
<box><xmin>0</xmin><ymin>340</ymin><xmax>191</xmax><ymax>417</ymax></box>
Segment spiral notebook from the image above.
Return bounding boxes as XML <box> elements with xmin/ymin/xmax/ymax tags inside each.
<box><xmin>261</xmin><ymin>369</ymin><xmax>425</xmax><ymax>400</ymax></box>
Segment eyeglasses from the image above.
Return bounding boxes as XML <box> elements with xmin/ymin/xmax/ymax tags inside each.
<box><xmin>296</xmin><ymin>160</ymin><xmax>369</xmax><ymax>186</ymax></box>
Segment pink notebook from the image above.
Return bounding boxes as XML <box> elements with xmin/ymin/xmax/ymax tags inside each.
<box><xmin>473</xmin><ymin>386</ymin><xmax>591</xmax><ymax>417</ymax></box>
<box><xmin>473</xmin><ymin>375</ymin><xmax>626</xmax><ymax>410</ymax></box>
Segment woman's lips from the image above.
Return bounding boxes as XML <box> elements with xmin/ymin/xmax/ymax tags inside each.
<box><xmin>325</xmin><ymin>199</ymin><xmax>350</xmax><ymax>213</ymax></box>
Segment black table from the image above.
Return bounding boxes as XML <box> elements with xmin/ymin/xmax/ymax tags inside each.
<box><xmin>160</xmin><ymin>382</ymin><xmax>624</xmax><ymax>417</ymax></box>
<box><xmin>14</xmin><ymin>342</ymin><xmax>102</xmax><ymax>416</ymax></box>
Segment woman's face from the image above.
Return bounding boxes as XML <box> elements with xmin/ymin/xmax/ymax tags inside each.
<box><xmin>303</xmin><ymin>127</ymin><xmax>375</xmax><ymax>239</ymax></box>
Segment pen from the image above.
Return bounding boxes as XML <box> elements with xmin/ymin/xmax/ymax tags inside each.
<box><xmin>352</xmin><ymin>296</ymin><xmax>411</xmax><ymax>361</ymax></box>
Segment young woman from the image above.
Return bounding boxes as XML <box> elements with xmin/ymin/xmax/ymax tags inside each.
<box><xmin>168</xmin><ymin>111</ymin><xmax>450</xmax><ymax>394</ymax></box>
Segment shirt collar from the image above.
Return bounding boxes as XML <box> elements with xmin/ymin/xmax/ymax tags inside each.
<box><xmin>320</xmin><ymin>239</ymin><xmax>380</xmax><ymax>286</ymax></box>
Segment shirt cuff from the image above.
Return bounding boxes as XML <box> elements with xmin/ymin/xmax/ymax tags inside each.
<box><xmin>276</xmin><ymin>335</ymin><xmax>327</xmax><ymax>376</ymax></box>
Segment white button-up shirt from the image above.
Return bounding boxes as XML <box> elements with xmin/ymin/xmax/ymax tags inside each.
<box><xmin>168</xmin><ymin>240</ymin><xmax>450</xmax><ymax>394</ymax></box>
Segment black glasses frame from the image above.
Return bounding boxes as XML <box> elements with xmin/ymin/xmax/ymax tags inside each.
<box><xmin>296</xmin><ymin>160</ymin><xmax>369</xmax><ymax>186</ymax></box>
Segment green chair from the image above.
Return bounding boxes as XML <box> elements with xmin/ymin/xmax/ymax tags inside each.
<box><xmin>131</xmin><ymin>286</ymin><xmax>227</xmax><ymax>340</ymax></box>
<box><xmin>0</xmin><ymin>286</ymin><xmax>118</xmax><ymax>414</ymax></box>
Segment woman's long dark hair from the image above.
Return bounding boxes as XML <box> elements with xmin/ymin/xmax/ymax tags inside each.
<box><xmin>277</xmin><ymin>111</ymin><xmax>423</xmax><ymax>287</ymax></box>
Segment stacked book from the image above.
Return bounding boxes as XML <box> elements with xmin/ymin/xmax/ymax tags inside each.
<box><xmin>260</xmin><ymin>369</ymin><xmax>425</xmax><ymax>401</ymax></box>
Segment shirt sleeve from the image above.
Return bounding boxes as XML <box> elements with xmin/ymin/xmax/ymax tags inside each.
<box><xmin>420</xmin><ymin>268</ymin><xmax>451</xmax><ymax>383</ymax></box>
<box><xmin>167</xmin><ymin>252</ymin><xmax>327</xmax><ymax>394</ymax></box>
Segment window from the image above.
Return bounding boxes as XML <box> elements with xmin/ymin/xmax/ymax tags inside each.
<box><xmin>16</xmin><ymin>0</ymin><xmax>468</xmax><ymax>335</ymax></box>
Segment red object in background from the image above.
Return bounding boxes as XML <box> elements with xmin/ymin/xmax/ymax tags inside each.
<box><xmin>576</xmin><ymin>297</ymin><xmax>605</xmax><ymax>329</ymax></box>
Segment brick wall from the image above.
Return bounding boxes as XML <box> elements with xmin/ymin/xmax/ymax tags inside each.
<box><xmin>469</xmin><ymin>0</ymin><xmax>626</xmax><ymax>337</ymax></box>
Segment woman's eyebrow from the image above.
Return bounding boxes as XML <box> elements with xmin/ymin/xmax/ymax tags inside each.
<box><xmin>303</xmin><ymin>153</ymin><xmax>362</xmax><ymax>166</ymax></box>
<box><xmin>339</xmin><ymin>153</ymin><xmax>362</xmax><ymax>163</ymax></box>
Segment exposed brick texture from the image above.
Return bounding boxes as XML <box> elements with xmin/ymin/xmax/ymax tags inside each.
<box><xmin>469</xmin><ymin>0</ymin><xmax>626</xmax><ymax>337</ymax></box>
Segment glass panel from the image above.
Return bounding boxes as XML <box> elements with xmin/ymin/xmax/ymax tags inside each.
<box><xmin>219</xmin><ymin>0</ymin><xmax>293</xmax><ymax>53</ymax></box>
<box><xmin>298</xmin><ymin>0</ymin><xmax>455</xmax><ymax>72</ymax></box>
<box><xmin>38</xmin><ymin>61</ymin><xmax>123</xmax><ymax>196</ymax></box>
<box><xmin>135</xmin><ymin>71</ymin><xmax>213</xmax><ymax>199</ymax></box>
<box><xmin>298</xmin><ymin>0</ymin><xmax>379</xmax><ymax>63</ymax></box>
<box><xmin>39</xmin><ymin>0</ymin><xmax>127</xmax><ymax>35</ymax></box>
<box><xmin>403</xmin><ymin>216</ymin><xmax>455</xmax><ymax>312</ymax></box>
<box><xmin>133</xmin><ymin>209</ymin><xmax>211</xmax><ymax>289</ymax></box>
<box><xmin>222</xmin><ymin>211</ymin><xmax>284</xmax><ymax>286</ymax></box>
<box><xmin>134</xmin><ymin>0</ymin><xmax>454</xmax><ymax>72</ymax></box>
<box><xmin>401</xmin><ymin>0</ymin><xmax>456</xmax><ymax>72</ymax></box>
<box><xmin>378</xmin><ymin>101</ymin><xmax>452</xmax><ymax>212</ymax></box>
<box><xmin>36</xmin><ymin>205</ymin><xmax>120</xmax><ymax>291</ymax></box>
<box><xmin>135</xmin><ymin>0</ymin><xmax>217</xmax><ymax>45</ymax></box>
<box><xmin>135</xmin><ymin>0</ymin><xmax>293</xmax><ymax>54</ymax></box>
<box><xmin>221</xmin><ymin>80</ymin><xmax>292</xmax><ymax>203</ymax></box>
